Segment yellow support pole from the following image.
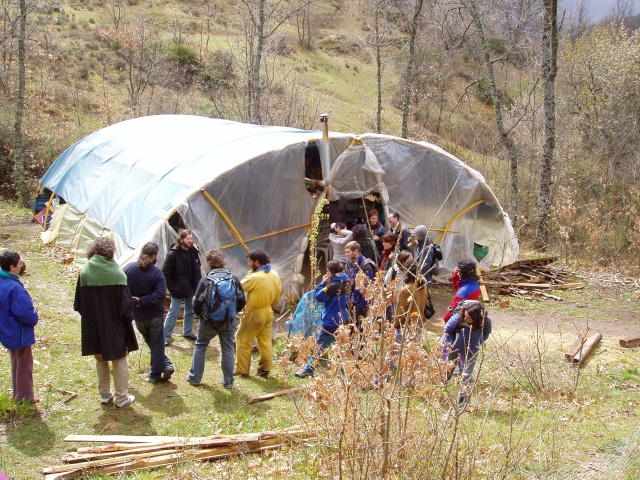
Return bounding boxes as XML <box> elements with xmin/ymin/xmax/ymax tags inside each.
<box><xmin>42</xmin><ymin>191</ymin><xmax>55</xmax><ymax>231</ymax></box>
<box><xmin>201</xmin><ymin>189</ymin><xmax>249</xmax><ymax>253</ymax></box>
<box><xmin>433</xmin><ymin>199</ymin><xmax>485</xmax><ymax>245</ymax></box>
<box><xmin>221</xmin><ymin>223</ymin><xmax>311</xmax><ymax>250</ymax></box>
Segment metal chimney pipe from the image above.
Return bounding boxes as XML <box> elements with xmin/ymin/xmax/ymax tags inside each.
<box><xmin>319</xmin><ymin>114</ymin><xmax>331</xmax><ymax>187</ymax></box>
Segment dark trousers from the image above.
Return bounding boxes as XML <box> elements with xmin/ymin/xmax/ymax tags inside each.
<box><xmin>10</xmin><ymin>345</ymin><xmax>35</xmax><ymax>402</ymax></box>
<box><xmin>135</xmin><ymin>316</ymin><xmax>173</xmax><ymax>381</ymax></box>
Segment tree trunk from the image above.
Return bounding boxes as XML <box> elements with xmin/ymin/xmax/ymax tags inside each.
<box><xmin>375</xmin><ymin>4</ymin><xmax>383</xmax><ymax>133</ymax></box>
<box><xmin>400</xmin><ymin>0</ymin><xmax>424</xmax><ymax>139</ymax></box>
<box><xmin>467</xmin><ymin>0</ymin><xmax>520</xmax><ymax>227</ymax></box>
<box><xmin>13</xmin><ymin>0</ymin><xmax>27</xmax><ymax>207</ymax></box>
<box><xmin>250</xmin><ymin>0</ymin><xmax>265</xmax><ymax>124</ymax></box>
<box><xmin>535</xmin><ymin>0</ymin><xmax>558</xmax><ymax>250</ymax></box>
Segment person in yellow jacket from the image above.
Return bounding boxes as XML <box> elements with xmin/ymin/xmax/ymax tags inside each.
<box><xmin>234</xmin><ymin>249</ymin><xmax>282</xmax><ymax>378</ymax></box>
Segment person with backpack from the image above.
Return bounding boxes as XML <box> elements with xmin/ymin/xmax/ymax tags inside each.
<box><xmin>124</xmin><ymin>242</ymin><xmax>175</xmax><ymax>384</ymax></box>
<box><xmin>411</xmin><ymin>225</ymin><xmax>441</xmax><ymax>287</ymax></box>
<box><xmin>187</xmin><ymin>250</ymin><xmax>245</xmax><ymax>389</ymax></box>
<box><xmin>443</xmin><ymin>260</ymin><xmax>481</xmax><ymax>323</ymax></box>
<box><xmin>441</xmin><ymin>300</ymin><xmax>492</xmax><ymax>406</ymax></box>
<box><xmin>295</xmin><ymin>260</ymin><xmax>350</xmax><ymax>378</ymax></box>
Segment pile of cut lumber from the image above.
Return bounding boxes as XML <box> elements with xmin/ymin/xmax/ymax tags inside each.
<box><xmin>43</xmin><ymin>428</ymin><xmax>311</xmax><ymax>479</ymax></box>
<box><xmin>483</xmin><ymin>256</ymin><xmax>585</xmax><ymax>301</ymax></box>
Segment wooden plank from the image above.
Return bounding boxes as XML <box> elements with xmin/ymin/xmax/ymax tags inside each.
<box><xmin>476</xmin><ymin>266</ymin><xmax>490</xmax><ymax>302</ymax></box>
<box><xmin>64</xmin><ymin>435</ymin><xmax>186</xmax><ymax>444</ymax></box>
<box><xmin>549</xmin><ymin>283</ymin><xmax>585</xmax><ymax>291</ymax></box>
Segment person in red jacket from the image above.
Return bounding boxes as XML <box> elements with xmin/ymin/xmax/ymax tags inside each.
<box><xmin>443</xmin><ymin>260</ymin><xmax>481</xmax><ymax>323</ymax></box>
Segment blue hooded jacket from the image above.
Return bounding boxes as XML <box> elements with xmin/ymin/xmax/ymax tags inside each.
<box><xmin>314</xmin><ymin>272</ymin><xmax>350</xmax><ymax>328</ymax></box>
<box><xmin>0</xmin><ymin>270</ymin><xmax>39</xmax><ymax>351</ymax></box>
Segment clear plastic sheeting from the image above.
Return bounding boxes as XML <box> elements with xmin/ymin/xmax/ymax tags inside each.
<box><xmin>40</xmin><ymin>115</ymin><xmax>518</xmax><ymax>298</ymax></box>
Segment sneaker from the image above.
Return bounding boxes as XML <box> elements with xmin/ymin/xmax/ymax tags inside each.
<box><xmin>164</xmin><ymin>341</ymin><xmax>170</xmax><ymax>347</ymax></box>
<box><xmin>223</xmin><ymin>383</ymin><xmax>234</xmax><ymax>390</ymax></box>
<box><xmin>161</xmin><ymin>366</ymin><xmax>175</xmax><ymax>381</ymax></box>
<box><xmin>115</xmin><ymin>395</ymin><xmax>135</xmax><ymax>408</ymax></box>
<box><xmin>256</xmin><ymin>369</ymin><xmax>269</xmax><ymax>379</ymax></box>
<box><xmin>186</xmin><ymin>376</ymin><xmax>200</xmax><ymax>387</ymax></box>
<box><xmin>295</xmin><ymin>369</ymin><xmax>313</xmax><ymax>378</ymax></box>
<box><xmin>100</xmin><ymin>393</ymin><xmax>114</xmax><ymax>405</ymax></box>
<box><xmin>183</xmin><ymin>334</ymin><xmax>197</xmax><ymax>341</ymax></box>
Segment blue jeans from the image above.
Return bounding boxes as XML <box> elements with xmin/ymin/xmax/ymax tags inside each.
<box><xmin>303</xmin><ymin>326</ymin><xmax>338</xmax><ymax>374</ymax></box>
<box><xmin>187</xmin><ymin>317</ymin><xmax>236</xmax><ymax>387</ymax></box>
<box><xmin>164</xmin><ymin>296</ymin><xmax>195</xmax><ymax>341</ymax></box>
<box><xmin>135</xmin><ymin>316</ymin><xmax>173</xmax><ymax>381</ymax></box>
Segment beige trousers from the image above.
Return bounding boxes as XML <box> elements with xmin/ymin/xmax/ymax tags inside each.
<box><xmin>95</xmin><ymin>354</ymin><xmax>129</xmax><ymax>406</ymax></box>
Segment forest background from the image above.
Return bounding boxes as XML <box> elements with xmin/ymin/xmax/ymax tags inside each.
<box><xmin>1</xmin><ymin>0</ymin><xmax>640</xmax><ymax>267</ymax></box>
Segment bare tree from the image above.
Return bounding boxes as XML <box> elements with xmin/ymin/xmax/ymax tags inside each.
<box><xmin>106</xmin><ymin>0</ymin><xmax>126</xmax><ymax>30</ymax></box>
<box><xmin>238</xmin><ymin>0</ymin><xmax>312</xmax><ymax>124</ymax></box>
<box><xmin>394</xmin><ymin>0</ymin><xmax>426</xmax><ymax>139</ymax></box>
<box><xmin>12</xmin><ymin>0</ymin><xmax>26</xmax><ymax>205</ymax></box>
<box><xmin>535</xmin><ymin>0</ymin><xmax>558</xmax><ymax>250</ymax></box>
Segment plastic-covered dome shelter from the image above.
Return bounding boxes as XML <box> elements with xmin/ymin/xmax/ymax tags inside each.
<box><xmin>40</xmin><ymin>114</ymin><xmax>518</xmax><ymax>298</ymax></box>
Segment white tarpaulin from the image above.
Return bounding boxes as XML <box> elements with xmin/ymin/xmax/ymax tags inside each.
<box><xmin>40</xmin><ymin>114</ymin><xmax>518</xmax><ymax>298</ymax></box>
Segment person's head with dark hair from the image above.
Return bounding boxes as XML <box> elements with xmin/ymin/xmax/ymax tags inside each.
<box><xmin>396</xmin><ymin>250</ymin><xmax>413</xmax><ymax>267</ymax></box>
<box><xmin>457</xmin><ymin>260</ymin><xmax>479</xmax><ymax>282</ymax></box>
<box><xmin>247</xmin><ymin>249</ymin><xmax>270</xmax><ymax>271</ymax></box>
<box><xmin>351</xmin><ymin>224</ymin><xmax>368</xmax><ymax>240</ymax></box>
<box><xmin>137</xmin><ymin>242</ymin><xmax>159</xmax><ymax>270</ymax></box>
<box><xmin>88</xmin><ymin>237</ymin><xmax>116</xmax><ymax>260</ymax></box>
<box><xmin>403</xmin><ymin>261</ymin><xmax>425</xmax><ymax>287</ymax></box>
<box><xmin>0</xmin><ymin>250</ymin><xmax>21</xmax><ymax>272</ymax></box>
<box><xmin>461</xmin><ymin>301</ymin><xmax>486</xmax><ymax>330</ymax></box>
<box><xmin>206</xmin><ymin>249</ymin><xmax>227</xmax><ymax>269</ymax></box>
<box><xmin>382</xmin><ymin>233</ymin><xmax>398</xmax><ymax>250</ymax></box>
<box><xmin>326</xmin><ymin>259</ymin><xmax>344</xmax><ymax>276</ymax></box>
<box><xmin>175</xmin><ymin>229</ymin><xmax>194</xmax><ymax>250</ymax></box>
<box><xmin>387</xmin><ymin>212</ymin><xmax>400</xmax><ymax>228</ymax></box>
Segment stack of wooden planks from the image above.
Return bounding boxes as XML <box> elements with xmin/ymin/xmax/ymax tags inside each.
<box><xmin>43</xmin><ymin>428</ymin><xmax>312</xmax><ymax>479</ymax></box>
<box><xmin>482</xmin><ymin>256</ymin><xmax>585</xmax><ymax>301</ymax></box>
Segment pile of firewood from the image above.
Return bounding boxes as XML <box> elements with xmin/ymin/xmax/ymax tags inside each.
<box><xmin>43</xmin><ymin>428</ymin><xmax>311</xmax><ymax>479</ymax></box>
<box><xmin>482</xmin><ymin>256</ymin><xmax>585</xmax><ymax>301</ymax></box>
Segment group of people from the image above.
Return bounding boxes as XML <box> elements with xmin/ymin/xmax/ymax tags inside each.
<box><xmin>0</xmin><ymin>219</ymin><xmax>490</xmax><ymax>408</ymax></box>
<box><xmin>297</xmin><ymin>212</ymin><xmax>492</xmax><ymax>405</ymax></box>
<box><xmin>0</xmin><ymin>230</ymin><xmax>282</xmax><ymax>408</ymax></box>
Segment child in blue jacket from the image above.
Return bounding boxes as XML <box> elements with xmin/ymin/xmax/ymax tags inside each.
<box><xmin>295</xmin><ymin>260</ymin><xmax>349</xmax><ymax>378</ymax></box>
<box><xmin>441</xmin><ymin>300</ymin><xmax>491</xmax><ymax>406</ymax></box>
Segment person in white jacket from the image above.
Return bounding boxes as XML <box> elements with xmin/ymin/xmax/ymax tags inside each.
<box><xmin>329</xmin><ymin>222</ymin><xmax>353</xmax><ymax>265</ymax></box>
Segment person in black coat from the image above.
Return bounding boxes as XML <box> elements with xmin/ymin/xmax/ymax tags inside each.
<box><xmin>162</xmin><ymin>229</ymin><xmax>202</xmax><ymax>344</ymax></box>
<box><xmin>74</xmin><ymin>237</ymin><xmax>138</xmax><ymax>408</ymax></box>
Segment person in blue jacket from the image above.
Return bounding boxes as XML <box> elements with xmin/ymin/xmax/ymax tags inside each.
<box><xmin>441</xmin><ymin>300</ymin><xmax>491</xmax><ymax>406</ymax></box>
<box><xmin>295</xmin><ymin>260</ymin><xmax>349</xmax><ymax>378</ymax></box>
<box><xmin>0</xmin><ymin>251</ymin><xmax>39</xmax><ymax>403</ymax></box>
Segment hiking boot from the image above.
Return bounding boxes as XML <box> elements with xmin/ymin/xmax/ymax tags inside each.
<box><xmin>115</xmin><ymin>395</ymin><xmax>135</xmax><ymax>408</ymax></box>
<box><xmin>100</xmin><ymin>393</ymin><xmax>114</xmax><ymax>405</ymax></box>
<box><xmin>295</xmin><ymin>369</ymin><xmax>313</xmax><ymax>379</ymax></box>
<box><xmin>148</xmin><ymin>376</ymin><xmax>162</xmax><ymax>384</ymax></box>
<box><xmin>256</xmin><ymin>369</ymin><xmax>269</xmax><ymax>378</ymax></box>
<box><xmin>223</xmin><ymin>383</ymin><xmax>234</xmax><ymax>390</ymax></box>
<box><xmin>186</xmin><ymin>376</ymin><xmax>200</xmax><ymax>387</ymax></box>
<box><xmin>161</xmin><ymin>366</ymin><xmax>175</xmax><ymax>381</ymax></box>
<box><xmin>183</xmin><ymin>334</ymin><xmax>197</xmax><ymax>341</ymax></box>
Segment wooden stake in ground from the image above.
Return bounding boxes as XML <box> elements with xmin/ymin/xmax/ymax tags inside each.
<box><xmin>246</xmin><ymin>386</ymin><xmax>307</xmax><ymax>404</ymax></box>
<box><xmin>565</xmin><ymin>332</ymin><xmax>602</xmax><ymax>365</ymax></box>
